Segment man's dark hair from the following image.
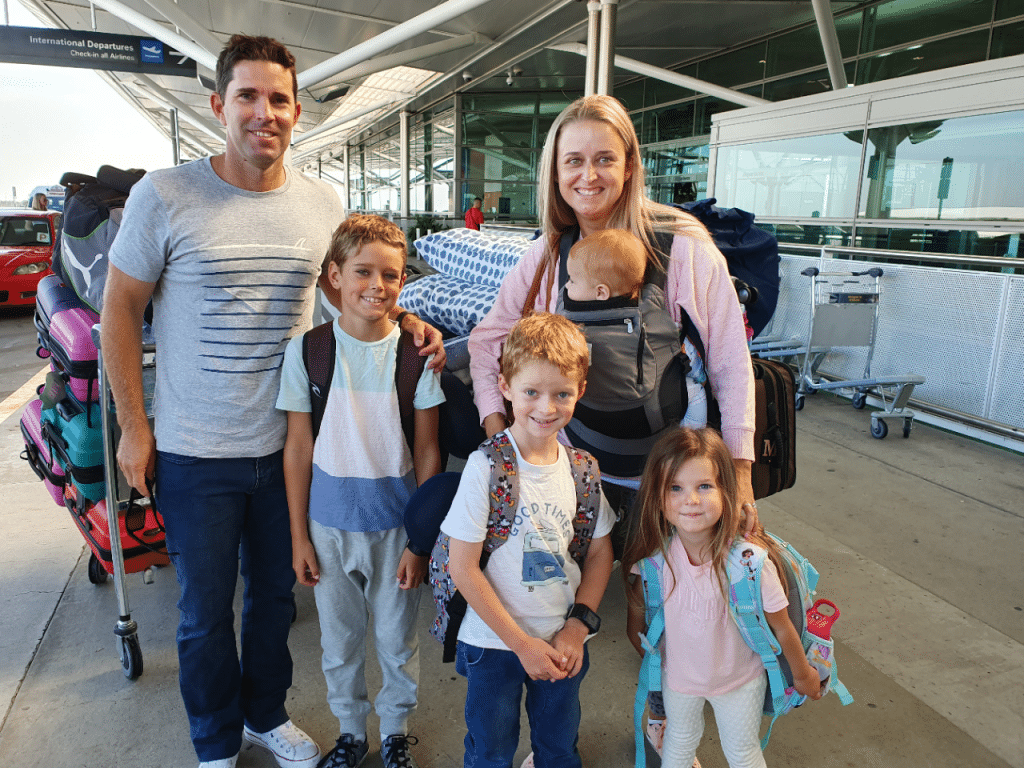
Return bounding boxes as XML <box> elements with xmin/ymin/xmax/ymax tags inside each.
<box><xmin>215</xmin><ymin>34</ymin><xmax>298</xmax><ymax>100</ymax></box>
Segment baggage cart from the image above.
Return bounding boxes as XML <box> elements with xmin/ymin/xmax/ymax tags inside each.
<box><xmin>782</xmin><ymin>267</ymin><xmax>924</xmax><ymax>439</ymax></box>
<box><xmin>94</xmin><ymin>328</ymin><xmax>164</xmax><ymax>679</ymax></box>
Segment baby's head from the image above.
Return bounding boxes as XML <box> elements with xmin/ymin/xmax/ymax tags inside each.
<box><xmin>566</xmin><ymin>229</ymin><xmax>647</xmax><ymax>302</ymax></box>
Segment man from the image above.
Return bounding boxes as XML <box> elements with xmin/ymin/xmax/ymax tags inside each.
<box><xmin>102</xmin><ymin>35</ymin><xmax>442</xmax><ymax>768</ymax></box>
<box><xmin>464</xmin><ymin>196</ymin><xmax>484</xmax><ymax>230</ymax></box>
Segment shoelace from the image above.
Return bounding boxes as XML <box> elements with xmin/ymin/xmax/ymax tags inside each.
<box><xmin>322</xmin><ymin>736</ymin><xmax>365</xmax><ymax>768</ymax></box>
<box><xmin>382</xmin><ymin>735</ymin><xmax>419</xmax><ymax>768</ymax></box>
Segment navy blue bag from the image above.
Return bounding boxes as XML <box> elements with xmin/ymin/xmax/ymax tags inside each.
<box><xmin>678</xmin><ymin>198</ymin><xmax>780</xmax><ymax>337</ymax></box>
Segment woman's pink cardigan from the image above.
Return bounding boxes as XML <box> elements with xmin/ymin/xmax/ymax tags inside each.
<box><xmin>468</xmin><ymin>233</ymin><xmax>756</xmax><ymax>463</ymax></box>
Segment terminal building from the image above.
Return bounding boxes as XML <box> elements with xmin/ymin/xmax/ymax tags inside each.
<box><xmin>2</xmin><ymin>3</ymin><xmax>1023</xmax><ymax>768</ymax></box>
<box><xmin>13</xmin><ymin>0</ymin><xmax>1024</xmax><ymax>449</ymax></box>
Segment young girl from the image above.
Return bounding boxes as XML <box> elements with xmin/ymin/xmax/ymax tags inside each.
<box><xmin>623</xmin><ymin>428</ymin><xmax>822</xmax><ymax>768</ymax></box>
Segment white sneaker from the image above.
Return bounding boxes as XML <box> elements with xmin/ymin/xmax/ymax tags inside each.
<box><xmin>520</xmin><ymin>754</ymin><xmax>534</xmax><ymax>768</ymax></box>
<box><xmin>198</xmin><ymin>755</ymin><xmax>237</xmax><ymax>768</ymax></box>
<box><xmin>244</xmin><ymin>720</ymin><xmax>321</xmax><ymax>768</ymax></box>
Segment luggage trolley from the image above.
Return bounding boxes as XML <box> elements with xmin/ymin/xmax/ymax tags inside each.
<box><xmin>94</xmin><ymin>328</ymin><xmax>165</xmax><ymax>679</ymax></box>
<box><xmin>790</xmin><ymin>267</ymin><xmax>925</xmax><ymax>439</ymax></box>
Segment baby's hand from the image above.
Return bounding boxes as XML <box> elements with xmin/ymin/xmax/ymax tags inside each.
<box><xmin>794</xmin><ymin>664</ymin><xmax>823</xmax><ymax>701</ymax></box>
<box><xmin>397</xmin><ymin>549</ymin><xmax>428</xmax><ymax>590</ymax></box>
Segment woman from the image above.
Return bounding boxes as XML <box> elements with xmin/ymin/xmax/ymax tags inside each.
<box><xmin>467</xmin><ymin>95</ymin><xmax>759</xmax><ymax>521</ymax></box>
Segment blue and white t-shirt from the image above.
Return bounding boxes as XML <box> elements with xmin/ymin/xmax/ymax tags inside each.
<box><xmin>277</xmin><ymin>321</ymin><xmax>445</xmax><ymax>532</ymax></box>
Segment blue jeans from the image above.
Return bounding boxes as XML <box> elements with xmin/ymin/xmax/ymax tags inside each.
<box><xmin>157</xmin><ymin>449</ymin><xmax>296</xmax><ymax>762</ymax></box>
<box><xmin>455</xmin><ymin>641</ymin><xmax>588</xmax><ymax>768</ymax></box>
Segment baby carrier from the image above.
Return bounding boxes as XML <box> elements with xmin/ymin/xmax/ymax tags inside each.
<box><xmin>634</xmin><ymin>534</ymin><xmax>853</xmax><ymax>765</ymax></box>
<box><xmin>555</xmin><ymin>228</ymin><xmax>690</xmax><ymax>479</ymax></box>
<box><xmin>411</xmin><ymin>433</ymin><xmax>602</xmax><ymax>662</ymax></box>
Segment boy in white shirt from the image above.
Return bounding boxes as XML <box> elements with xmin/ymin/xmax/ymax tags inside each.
<box><xmin>277</xmin><ymin>214</ymin><xmax>444</xmax><ymax>768</ymax></box>
<box><xmin>443</xmin><ymin>312</ymin><xmax>615</xmax><ymax>768</ymax></box>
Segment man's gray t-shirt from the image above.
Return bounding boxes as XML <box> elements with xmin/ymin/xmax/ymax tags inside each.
<box><xmin>109</xmin><ymin>158</ymin><xmax>344</xmax><ymax>458</ymax></box>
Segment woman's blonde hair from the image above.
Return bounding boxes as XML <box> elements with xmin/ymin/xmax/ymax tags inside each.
<box><xmin>621</xmin><ymin>428</ymin><xmax>785</xmax><ymax>607</ymax></box>
<box><xmin>531</xmin><ymin>95</ymin><xmax>712</xmax><ymax>311</ymax></box>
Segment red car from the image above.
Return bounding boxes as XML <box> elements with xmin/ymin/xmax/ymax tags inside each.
<box><xmin>0</xmin><ymin>209</ymin><xmax>61</xmax><ymax>307</ymax></box>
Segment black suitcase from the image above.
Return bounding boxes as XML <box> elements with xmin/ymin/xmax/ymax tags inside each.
<box><xmin>749</xmin><ymin>357</ymin><xmax>797</xmax><ymax>499</ymax></box>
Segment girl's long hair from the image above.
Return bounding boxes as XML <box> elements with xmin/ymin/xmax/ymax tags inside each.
<box><xmin>622</xmin><ymin>428</ymin><xmax>786</xmax><ymax>608</ymax></box>
<box><xmin>528</xmin><ymin>95</ymin><xmax>712</xmax><ymax>312</ymax></box>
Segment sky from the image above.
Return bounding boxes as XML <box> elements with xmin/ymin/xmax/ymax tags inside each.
<box><xmin>0</xmin><ymin>0</ymin><xmax>175</xmax><ymax>203</ymax></box>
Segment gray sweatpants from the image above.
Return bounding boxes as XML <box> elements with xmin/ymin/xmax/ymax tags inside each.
<box><xmin>309</xmin><ymin>520</ymin><xmax>421</xmax><ymax>739</ymax></box>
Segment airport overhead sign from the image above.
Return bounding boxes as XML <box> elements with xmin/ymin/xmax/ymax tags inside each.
<box><xmin>0</xmin><ymin>25</ymin><xmax>197</xmax><ymax>77</ymax></box>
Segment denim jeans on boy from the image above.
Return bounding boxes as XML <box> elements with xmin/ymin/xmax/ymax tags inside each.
<box><xmin>157</xmin><ymin>449</ymin><xmax>296</xmax><ymax>762</ymax></box>
<box><xmin>455</xmin><ymin>641</ymin><xmax>589</xmax><ymax>768</ymax></box>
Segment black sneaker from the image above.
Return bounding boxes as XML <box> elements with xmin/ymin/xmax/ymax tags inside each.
<box><xmin>317</xmin><ymin>734</ymin><xmax>368</xmax><ymax>768</ymax></box>
<box><xmin>381</xmin><ymin>734</ymin><xmax>419</xmax><ymax>768</ymax></box>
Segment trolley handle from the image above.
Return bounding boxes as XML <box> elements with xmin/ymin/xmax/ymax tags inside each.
<box><xmin>801</xmin><ymin>267</ymin><xmax>884</xmax><ymax>278</ymax></box>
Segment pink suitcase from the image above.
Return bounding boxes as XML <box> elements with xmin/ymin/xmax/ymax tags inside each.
<box><xmin>46</xmin><ymin>304</ymin><xmax>100</xmax><ymax>403</ymax></box>
<box><xmin>19</xmin><ymin>399</ymin><xmax>67</xmax><ymax>507</ymax></box>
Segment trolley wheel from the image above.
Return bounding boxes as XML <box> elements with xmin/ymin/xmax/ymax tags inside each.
<box><xmin>903</xmin><ymin>419</ymin><xmax>912</xmax><ymax>438</ymax></box>
<box><xmin>119</xmin><ymin>634</ymin><xmax>143</xmax><ymax>680</ymax></box>
<box><xmin>795</xmin><ymin>395</ymin><xmax>805</xmax><ymax>411</ymax></box>
<box><xmin>871</xmin><ymin>419</ymin><xmax>888</xmax><ymax>439</ymax></box>
<box><xmin>88</xmin><ymin>553</ymin><xmax>108</xmax><ymax>585</ymax></box>
<box><xmin>852</xmin><ymin>392</ymin><xmax>867</xmax><ymax>410</ymax></box>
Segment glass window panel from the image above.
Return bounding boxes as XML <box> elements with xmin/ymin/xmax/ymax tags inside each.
<box><xmin>694</xmin><ymin>97</ymin><xmax>739</xmax><ymax>136</ymax></box>
<box><xmin>852</xmin><ymin>227</ymin><xmax>1021</xmax><ymax>260</ymax></box>
<box><xmin>462</xmin><ymin>111</ymin><xmax>545</xmax><ymax>148</ymax></box>
<box><xmin>641</xmin><ymin>102</ymin><xmax>696</xmax><ymax>143</ymax></box>
<box><xmin>859</xmin><ymin>0</ymin><xmax>992</xmax><ymax>54</ymax></box>
<box><xmin>766</xmin><ymin>16</ymin><xmax>861</xmax><ymax>79</ymax></box>
<box><xmin>474</xmin><ymin>182</ymin><xmax>538</xmax><ymax>222</ymax></box>
<box><xmin>856</xmin><ymin>30</ymin><xmax>989</xmax><ymax>85</ymax></box>
<box><xmin>615</xmin><ymin>79</ymin><xmax>645</xmax><ymax>111</ymax></box>
<box><xmin>714</xmin><ymin>132</ymin><xmax>864</xmax><ymax>217</ymax></box>
<box><xmin>996</xmin><ymin>0</ymin><xmax>1024</xmax><ymax>20</ymax></box>
<box><xmin>643</xmin><ymin>77</ymin><xmax>693</xmax><ymax>108</ymax></box>
<box><xmin>696</xmin><ymin>43</ymin><xmax>767</xmax><ymax>87</ymax></box>
<box><xmin>462</xmin><ymin>146</ymin><xmax>537</xmax><ymax>183</ymax></box>
<box><xmin>992</xmin><ymin>21</ymin><xmax>1024</xmax><ymax>58</ymax></box>
<box><xmin>643</xmin><ymin>142</ymin><xmax>711</xmax><ymax>204</ymax></box>
<box><xmin>858</xmin><ymin>110</ymin><xmax>1024</xmax><ymax>222</ymax></box>
<box><xmin>461</xmin><ymin>92</ymin><xmax>571</xmax><ymax>115</ymax></box>
<box><xmin>765</xmin><ymin>222</ymin><xmax>853</xmax><ymax>247</ymax></box>
<box><xmin>763</xmin><ymin>64</ymin><xmax>854</xmax><ymax>101</ymax></box>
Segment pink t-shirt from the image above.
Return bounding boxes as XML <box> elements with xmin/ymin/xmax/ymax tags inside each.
<box><xmin>637</xmin><ymin>536</ymin><xmax>789</xmax><ymax>696</ymax></box>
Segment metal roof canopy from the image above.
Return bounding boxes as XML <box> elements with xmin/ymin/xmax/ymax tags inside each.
<box><xmin>12</xmin><ymin>0</ymin><xmax>861</xmax><ymax>167</ymax></box>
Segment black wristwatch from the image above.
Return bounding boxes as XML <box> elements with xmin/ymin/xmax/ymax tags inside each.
<box><xmin>394</xmin><ymin>310</ymin><xmax>418</xmax><ymax>328</ymax></box>
<box><xmin>566</xmin><ymin>603</ymin><xmax>601</xmax><ymax>635</ymax></box>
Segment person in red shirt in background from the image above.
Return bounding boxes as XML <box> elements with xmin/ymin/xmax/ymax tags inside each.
<box><xmin>465</xmin><ymin>197</ymin><xmax>484</xmax><ymax>230</ymax></box>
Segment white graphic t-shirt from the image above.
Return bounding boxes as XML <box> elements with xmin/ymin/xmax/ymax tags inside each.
<box><xmin>440</xmin><ymin>431</ymin><xmax>614</xmax><ymax>649</ymax></box>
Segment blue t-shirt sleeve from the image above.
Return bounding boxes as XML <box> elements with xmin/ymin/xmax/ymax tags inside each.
<box><xmin>276</xmin><ymin>334</ymin><xmax>312</xmax><ymax>413</ymax></box>
<box><xmin>413</xmin><ymin>354</ymin><xmax>446</xmax><ymax>410</ymax></box>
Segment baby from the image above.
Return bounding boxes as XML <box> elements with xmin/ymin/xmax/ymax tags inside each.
<box><xmin>564</xmin><ymin>229</ymin><xmax>707</xmax><ymax>429</ymax></box>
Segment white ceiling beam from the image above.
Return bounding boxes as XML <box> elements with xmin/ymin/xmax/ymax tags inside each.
<box><xmin>127</xmin><ymin>74</ymin><xmax>224</xmax><ymax>144</ymax></box>
<box><xmin>551</xmin><ymin>42</ymin><xmax>769</xmax><ymax>107</ymax></box>
<box><xmin>257</xmin><ymin>0</ymin><xmax>457</xmax><ymax>36</ymax></box>
<box><xmin>296</xmin><ymin>0</ymin><xmax>499</xmax><ymax>91</ymax></box>
<box><xmin>88</xmin><ymin>0</ymin><xmax>218</xmax><ymax>70</ymax></box>
<box><xmin>291</xmin><ymin>97</ymin><xmax>410</xmax><ymax>149</ymax></box>
<box><xmin>140</xmin><ymin>0</ymin><xmax>221</xmax><ymax>75</ymax></box>
<box><xmin>312</xmin><ymin>33</ymin><xmax>491</xmax><ymax>93</ymax></box>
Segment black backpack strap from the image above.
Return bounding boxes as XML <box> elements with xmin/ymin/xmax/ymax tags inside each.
<box><xmin>395</xmin><ymin>329</ymin><xmax>427</xmax><ymax>452</ymax></box>
<box><xmin>557</xmin><ymin>226</ymin><xmax>582</xmax><ymax>288</ymax></box>
<box><xmin>302</xmin><ymin>321</ymin><xmax>336</xmax><ymax>440</ymax></box>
